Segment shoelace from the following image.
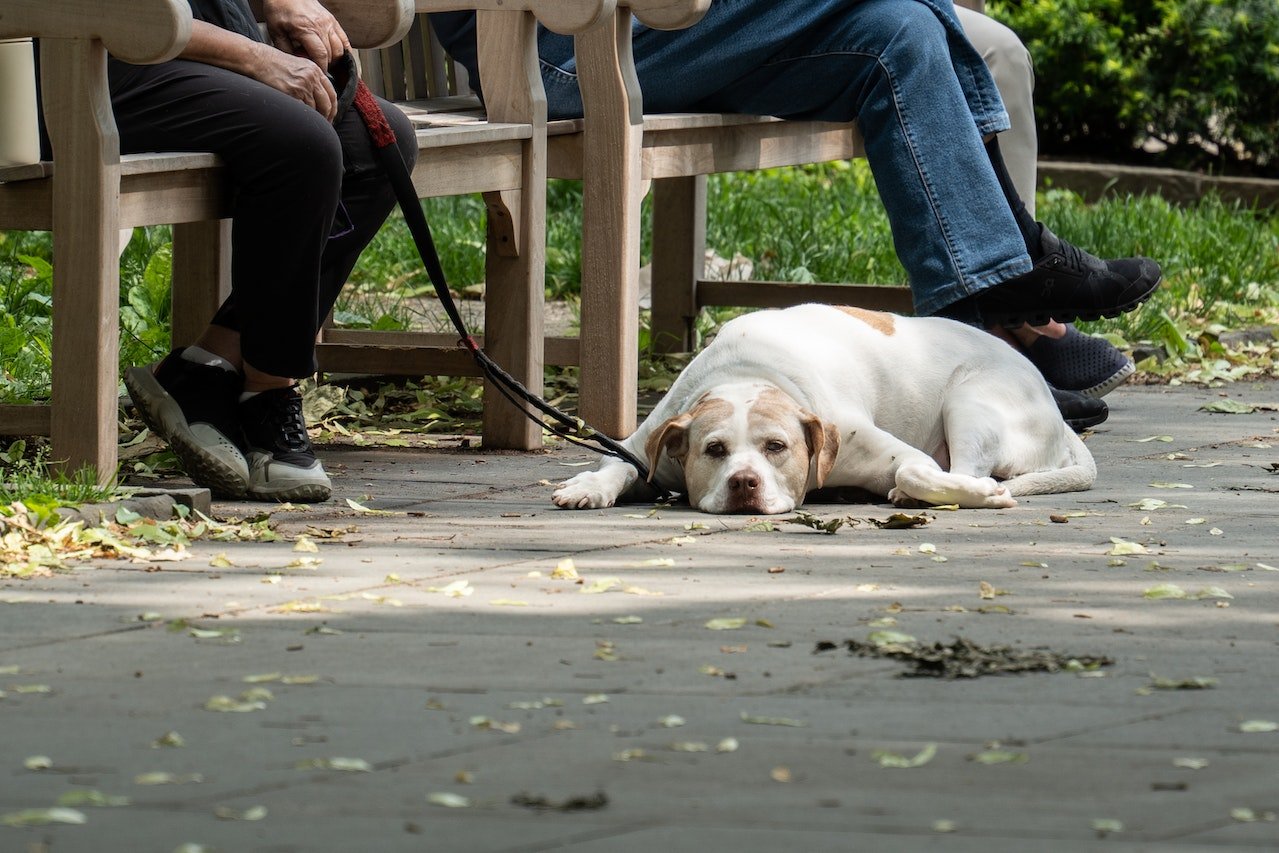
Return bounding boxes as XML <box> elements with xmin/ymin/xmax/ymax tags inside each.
<box><xmin>261</xmin><ymin>391</ymin><xmax>311</xmax><ymax>453</ymax></box>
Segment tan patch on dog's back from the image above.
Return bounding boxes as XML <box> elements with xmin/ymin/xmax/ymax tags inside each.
<box><xmin>835</xmin><ymin>306</ymin><xmax>896</xmax><ymax>336</ymax></box>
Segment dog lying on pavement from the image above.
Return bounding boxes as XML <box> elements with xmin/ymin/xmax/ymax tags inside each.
<box><xmin>553</xmin><ymin>304</ymin><xmax>1095</xmax><ymax>514</ymax></box>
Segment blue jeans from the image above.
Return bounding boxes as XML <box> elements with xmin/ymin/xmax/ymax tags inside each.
<box><xmin>432</xmin><ymin>0</ymin><xmax>1033</xmax><ymax>316</ymax></box>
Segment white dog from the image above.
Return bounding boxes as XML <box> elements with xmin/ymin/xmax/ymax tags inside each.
<box><xmin>553</xmin><ymin>305</ymin><xmax>1095</xmax><ymax>514</ymax></box>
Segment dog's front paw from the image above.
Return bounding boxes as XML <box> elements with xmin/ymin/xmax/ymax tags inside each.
<box><xmin>552</xmin><ymin>471</ymin><xmax>620</xmax><ymax>510</ymax></box>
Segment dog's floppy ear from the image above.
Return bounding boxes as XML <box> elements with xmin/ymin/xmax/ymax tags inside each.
<box><xmin>801</xmin><ymin>413</ymin><xmax>841</xmax><ymax>489</ymax></box>
<box><xmin>643</xmin><ymin>412</ymin><xmax>694</xmax><ymax>482</ymax></box>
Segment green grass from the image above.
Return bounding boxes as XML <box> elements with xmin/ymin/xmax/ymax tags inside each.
<box><xmin>0</xmin><ymin>439</ymin><xmax>124</xmax><ymax>511</ymax></box>
<box><xmin>2</xmin><ymin>160</ymin><xmax>1277</xmax><ymax>405</ymax></box>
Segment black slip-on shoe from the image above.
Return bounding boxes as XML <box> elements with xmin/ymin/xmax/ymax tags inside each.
<box><xmin>1051</xmin><ymin>385</ymin><xmax>1109</xmax><ymax>432</ymax></box>
<box><xmin>1027</xmin><ymin>325</ymin><xmax>1136</xmax><ymax>399</ymax></box>
<box><xmin>977</xmin><ymin>225</ymin><xmax>1161</xmax><ymax>328</ymax></box>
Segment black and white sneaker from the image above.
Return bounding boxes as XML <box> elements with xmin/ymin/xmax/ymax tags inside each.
<box><xmin>124</xmin><ymin>350</ymin><xmax>250</xmax><ymax>498</ymax></box>
<box><xmin>239</xmin><ymin>386</ymin><xmax>332</xmax><ymax>503</ymax></box>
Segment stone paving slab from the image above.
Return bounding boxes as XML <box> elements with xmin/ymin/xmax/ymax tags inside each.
<box><xmin>2</xmin><ymin>381</ymin><xmax>1278</xmax><ymax>850</ymax></box>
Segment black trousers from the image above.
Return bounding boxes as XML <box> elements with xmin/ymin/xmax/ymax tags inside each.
<box><xmin>106</xmin><ymin>58</ymin><xmax>418</xmax><ymax>378</ymax></box>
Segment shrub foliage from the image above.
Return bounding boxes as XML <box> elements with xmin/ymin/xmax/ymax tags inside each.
<box><xmin>988</xmin><ymin>0</ymin><xmax>1279</xmax><ymax>176</ymax></box>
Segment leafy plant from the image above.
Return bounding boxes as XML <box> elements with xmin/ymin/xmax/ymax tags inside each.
<box><xmin>989</xmin><ymin>0</ymin><xmax>1279</xmax><ymax>176</ymax></box>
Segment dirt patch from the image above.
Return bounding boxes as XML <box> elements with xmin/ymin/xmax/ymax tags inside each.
<box><xmin>815</xmin><ymin>636</ymin><xmax>1114</xmax><ymax>679</ymax></box>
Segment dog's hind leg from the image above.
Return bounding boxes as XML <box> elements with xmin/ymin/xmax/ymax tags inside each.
<box><xmin>1000</xmin><ymin>428</ymin><xmax>1097</xmax><ymax>496</ymax></box>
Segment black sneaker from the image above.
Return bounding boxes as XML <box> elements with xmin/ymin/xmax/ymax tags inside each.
<box><xmin>1051</xmin><ymin>385</ymin><xmax>1109</xmax><ymax>432</ymax></box>
<box><xmin>239</xmin><ymin>386</ymin><xmax>332</xmax><ymax>502</ymax></box>
<box><xmin>124</xmin><ymin>350</ymin><xmax>250</xmax><ymax>498</ymax></box>
<box><xmin>976</xmin><ymin>225</ymin><xmax>1161</xmax><ymax>328</ymax></box>
<box><xmin>1027</xmin><ymin>325</ymin><xmax>1135</xmax><ymax>398</ymax></box>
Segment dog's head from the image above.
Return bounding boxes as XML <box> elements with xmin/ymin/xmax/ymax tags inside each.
<box><xmin>645</xmin><ymin>384</ymin><xmax>840</xmax><ymax>514</ymax></box>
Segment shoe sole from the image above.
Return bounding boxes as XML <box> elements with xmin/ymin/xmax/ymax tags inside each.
<box><xmin>125</xmin><ymin>366</ymin><xmax>249</xmax><ymax>499</ymax></box>
<box><xmin>248</xmin><ymin>483</ymin><xmax>333</xmax><ymax>503</ymax></box>
<box><xmin>1077</xmin><ymin>359</ymin><xmax>1136</xmax><ymax>399</ymax></box>
<box><xmin>989</xmin><ymin>274</ymin><xmax>1163</xmax><ymax>329</ymax></box>
<box><xmin>246</xmin><ymin>453</ymin><xmax>332</xmax><ymax>503</ymax></box>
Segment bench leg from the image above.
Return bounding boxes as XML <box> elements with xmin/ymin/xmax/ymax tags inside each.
<box><xmin>650</xmin><ymin>175</ymin><xmax>707</xmax><ymax>354</ymax></box>
<box><xmin>171</xmin><ymin>219</ymin><xmax>232</xmax><ymax>349</ymax></box>
<box><xmin>575</xmin><ymin>13</ymin><xmax>644</xmax><ymax>439</ymax></box>
<box><xmin>480</xmin><ymin>186</ymin><xmax>545</xmax><ymax>451</ymax></box>
<box><xmin>43</xmin><ymin>40</ymin><xmax>122</xmax><ymax>485</ymax></box>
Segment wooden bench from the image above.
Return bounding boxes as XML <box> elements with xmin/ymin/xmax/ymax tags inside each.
<box><xmin>0</xmin><ymin>0</ymin><xmax>614</xmax><ymax>483</ymax></box>
<box><xmin>315</xmin><ymin>1</ymin><xmax>604</xmax><ymax>449</ymax></box>
<box><xmin>559</xmin><ymin>0</ymin><xmax>986</xmax><ymax>438</ymax></box>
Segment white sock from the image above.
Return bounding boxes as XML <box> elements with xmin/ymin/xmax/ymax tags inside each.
<box><xmin>181</xmin><ymin>346</ymin><xmax>237</xmax><ymax>373</ymax></box>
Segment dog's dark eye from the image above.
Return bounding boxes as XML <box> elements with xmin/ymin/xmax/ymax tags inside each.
<box><xmin>764</xmin><ymin>440</ymin><xmax>787</xmax><ymax>454</ymax></box>
<box><xmin>705</xmin><ymin>441</ymin><xmax>727</xmax><ymax>458</ymax></box>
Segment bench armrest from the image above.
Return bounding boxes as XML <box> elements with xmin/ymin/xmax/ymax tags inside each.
<box><xmin>0</xmin><ymin>0</ymin><xmax>191</xmax><ymax>64</ymax></box>
<box><xmin>322</xmin><ymin>1</ymin><xmax>416</xmax><ymax>49</ymax></box>
<box><xmin>413</xmin><ymin>0</ymin><xmax>616</xmax><ymax>35</ymax></box>
<box><xmin>619</xmin><ymin>1</ymin><xmax>709</xmax><ymax>31</ymax></box>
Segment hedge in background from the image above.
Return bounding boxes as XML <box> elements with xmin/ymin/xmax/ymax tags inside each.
<box><xmin>988</xmin><ymin>0</ymin><xmax>1279</xmax><ymax>177</ymax></box>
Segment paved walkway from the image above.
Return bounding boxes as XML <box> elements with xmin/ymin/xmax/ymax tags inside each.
<box><xmin>3</xmin><ymin>381</ymin><xmax>1278</xmax><ymax>852</ymax></box>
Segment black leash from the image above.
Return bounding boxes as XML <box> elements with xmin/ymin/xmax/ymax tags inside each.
<box><xmin>341</xmin><ymin>67</ymin><xmax>660</xmax><ymax>487</ymax></box>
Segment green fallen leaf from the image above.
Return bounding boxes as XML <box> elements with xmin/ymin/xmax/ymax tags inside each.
<box><xmin>213</xmin><ymin>805</ymin><xmax>268</xmax><ymax>821</ymax></box>
<box><xmin>1</xmin><ymin>807</ymin><xmax>86</xmax><ymax>827</ymax></box>
<box><xmin>1229</xmin><ymin>807</ymin><xmax>1277</xmax><ymax>822</ymax></box>
<box><xmin>871</xmin><ymin>743</ymin><xmax>937</xmax><ymax>768</ymax></box>
<box><xmin>968</xmin><ymin>749</ymin><xmax>1028</xmax><ymax>765</ymax></box>
<box><xmin>151</xmin><ymin>731</ymin><xmax>185</xmax><ymax>749</ymax></box>
<box><xmin>1199</xmin><ymin>400</ymin><xmax>1256</xmax><ymax>414</ymax></box>
<box><xmin>705</xmin><ymin>617</ymin><xmax>747</xmax><ymax>630</ymax></box>
<box><xmin>1149</xmin><ymin>482</ymin><xmax>1194</xmax><ymax>489</ymax></box>
<box><xmin>740</xmin><ymin>711</ymin><xmax>807</xmax><ymax>727</ymax></box>
<box><xmin>134</xmin><ymin>772</ymin><xmax>203</xmax><ymax>785</ymax></box>
<box><xmin>1146</xmin><ymin>674</ymin><xmax>1218</xmax><ymax>690</ymax></box>
<box><xmin>1129</xmin><ymin>498</ymin><xmax>1186</xmax><ymax>511</ymax></box>
<box><xmin>1091</xmin><ymin>818</ymin><xmax>1123</xmax><ymax>833</ymax></box>
<box><xmin>1109</xmin><ymin>538</ymin><xmax>1150</xmax><ymax>556</ymax></box>
<box><xmin>203</xmin><ymin>694</ymin><xmax>267</xmax><ymax>713</ymax></box>
<box><xmin>56</xmin><ymin>790</ymin><xmax>130</xmax><ymax>808</ymax></box>
<box><xmin>23</xmin><ymin>755</ymin><xmax>52</xmax><ymax>770</ymax></box>
<box><xmin>344</xmin><ymin>498</ymin><xmax>399</xmax><ymax>516</ymax></box>
<box><xmin>580</xmin><ymin>577</ymin><xmax>622</xmax><ymax>595</ymax></box>
<box><xmin>427</xmin><ymin>792</ymin><xmax>471</xmax><ymax>808</ymax></box>
<box><xmin>669</xmin><ymin>741</ymin><xmax>709</xmax><ymax>752</ymax></box>
<box><xmin>1173</xmin><ymin>757</ymin><xmax>1209</xmax><ymax>770</ymax></box>
<box><xmin>294</xmin><ymin>757</ymin><xmax>373</xmax><ymax>772</ymax></box>
<box><xmin>1238</xmin><ymin>720</ymin><xmax>1278</xmax><ymax>733</ymax></box>
<box><xmin>1143</xmin><ymin>583</ymin><xmax>1188</xmax><ymax>600</ymax></box>
<box><xmin>868</xmin><ymin>630</ymin><xmax>917</xmax><ymax>647</ymax></box>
